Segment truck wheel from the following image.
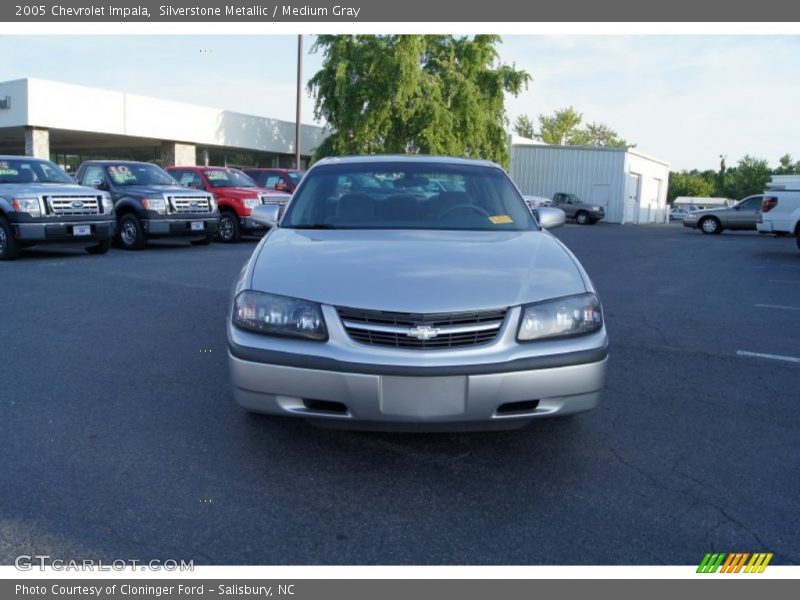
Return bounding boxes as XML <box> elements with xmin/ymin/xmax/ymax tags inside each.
<box><xmin>86</xmin><ymin>239</ymin><xmax>112</xmax><ymax>255</ymax></box>
<box><xmin>0</xmin><ymin>216</ymin><xmax>21</xmax><ymax>260</ymax></box>
<box><xmin>700</xmin><ymin>217</ymin><xmax>722</xmax><ymax>235</ymax></box>
<box><xmin>118</xmin><ymin>214</ymin><xmax>147</xmax><ymax>250</ymax></box>
<box><xmin>217</xmin><ymin>211</ymin><xmax>241</xmax><ymax>243</ymax></box>
<box><xmin>190</xmin><ymin>233</ymin><xmax>214</xmax><ymax>246</ymax></box>
<box><xmin>575</xmin><ymin>211</ymin><xmax>589</xmax><ymax>225</ymax></box>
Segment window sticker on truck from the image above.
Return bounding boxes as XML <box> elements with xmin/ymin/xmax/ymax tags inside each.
<box><xmin>205</xmin><ymin>170</ymin><xmax>228</xmax><ymax>181</ymax></box>
<box><xmin>0</xmin><ymin>168</ymin><xmax>18</xmax><ymax>176</ymax></box>
<box><xmin>108</xmin><ymin>165</ymin><xmax>137</xmax><ymax>183</ymax></box>
<box><xmin>489</xmin><ymin>215</ymin><xmax>513</xmax><ymax>224</ymax></box>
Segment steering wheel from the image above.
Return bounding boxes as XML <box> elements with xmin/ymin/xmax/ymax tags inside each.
<box><xmin>438</xmin><ymin>204</ymin><xmax>491</xmax><ymax>220</ymax></box>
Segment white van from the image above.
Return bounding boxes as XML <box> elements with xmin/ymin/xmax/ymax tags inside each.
<box><xmin>757</xmin><ymin>175</ymin><xmax>800</xmax><ymax>252</ymax></box>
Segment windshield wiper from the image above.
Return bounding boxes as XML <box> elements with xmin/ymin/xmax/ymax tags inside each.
<box><xmin>291</xmin><ymin>223</ymin><xmax>340</xmax><ymax>230</ymax></box>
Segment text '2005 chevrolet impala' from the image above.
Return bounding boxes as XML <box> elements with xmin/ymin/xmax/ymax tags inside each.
<box><xmin>227</xmin><ymin>156</ymin><xmax>608</xmax><ymax>431</ymax></box>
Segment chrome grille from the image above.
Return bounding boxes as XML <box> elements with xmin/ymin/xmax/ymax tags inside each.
<box><xmin>260</xmin><ymin>195</ymin><xmax>288</xmax><ymax>218</ymax></box>
<box><xmin>46</xmin><ymin>195</ymin><xmax>101</xmax><ymax>216</ymax></box>
<box><xmin>337</xmin><ymin>306</ymin><xmax>507</xmax><ymax>350</ymax></box>
<box><xmin>168</xmin><ymin>195</ymin><xmax>212</xmax><ymax>214</ymax></box>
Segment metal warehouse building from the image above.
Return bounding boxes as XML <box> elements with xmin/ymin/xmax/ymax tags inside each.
<box><xmin>0</xmin><ymin>78</ymin><xmax>327</xmax><ymax>172</ymax></box>
<box><xmin>509</xmin><ymin>140</ymin><xmax>670</xmax><ymax>224</ymax></box>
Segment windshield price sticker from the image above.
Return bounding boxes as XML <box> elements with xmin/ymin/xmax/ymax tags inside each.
<box><xmin>205</xmin><ymin>171</ymin><xmax>229</xmax><ymax>181</ymax></box>
<box><xmin>108</xmin><ymin>165</ymin><xmax>137</xmax><ymax>183</ymax></box>
<box><xmin>489</xmin><ymin>215</ymin><xmax>514</xmax><ymax>224</ymax></box>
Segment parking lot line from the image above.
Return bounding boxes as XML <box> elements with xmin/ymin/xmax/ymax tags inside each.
<box><xmin>755</xmin><ymin>303</ymin><xmax>800</xmax><ymax>311</ymax></box>
<box><xmin>736</xmin><ymin>350</ymin><xmax>800</xmax><ymax>364</ymax></box>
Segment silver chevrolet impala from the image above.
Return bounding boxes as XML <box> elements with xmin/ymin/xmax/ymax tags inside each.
<box><xmin>227</xmin><ymin>156</ymin><xmax>608</xmax><ymax>431</ymax></box>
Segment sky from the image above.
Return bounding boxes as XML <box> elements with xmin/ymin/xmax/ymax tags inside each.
<box><xmin>0</xmin><ymin>34</ymin><xmax>797</xmax><ymax>171</ymax></box>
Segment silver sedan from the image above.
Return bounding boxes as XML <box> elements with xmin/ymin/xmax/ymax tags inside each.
<box><xmin>682</xmin><ymin>195</ymin><xmax>763</xmax><ymax>234</ymax></box>
<box><xmin>227</xmin><ymin>156</ymin><xmax>608</xmax><ymax>431</ymax></box>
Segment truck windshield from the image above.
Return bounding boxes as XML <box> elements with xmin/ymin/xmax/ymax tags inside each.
<box><xmin>203</xmin><ymin>169</ymin><xmax>257</xmax><ymax>188</ymax></box>
<box><xmin>0</xmin><ymin>159</ymin><xmax>73</xmax><ymax>184</ymax></box>
<box><xmin>105</xmin><ymin>163</ymin><xmax>177</xmax><ymax>186</ymax></box>
<box><xmin>282</xmin><ymin>162</ymin><xmax>537</xmax><ymax>232</ymax></box>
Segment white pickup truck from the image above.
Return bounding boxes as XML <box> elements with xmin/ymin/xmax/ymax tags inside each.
<box><xmin>757</xmin><ymin>175</ymin><xmax>800</xmax><ymax>252</ymax></box>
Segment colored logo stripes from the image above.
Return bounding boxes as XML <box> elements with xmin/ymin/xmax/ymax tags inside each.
<box><xmin>697</xmin><ymin>552</ymin><xmax>773</xmax><ymax>573</ymax></box>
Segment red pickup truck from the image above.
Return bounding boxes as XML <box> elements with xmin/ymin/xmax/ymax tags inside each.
<box><xmin>167</xmin><ymin>166</ymin><xmax>289</xmax><ymax>242</ymax></box>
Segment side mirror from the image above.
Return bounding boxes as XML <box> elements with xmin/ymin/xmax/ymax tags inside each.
<box><xmin>189</xmin><ymin>182</ymin><xmax>205</xmax><ymax>190</ymax></box>
<box><xmin>90</xmin><ymin>179</ymin><xmax>105</xmax><ymax>190</ymax></box>
<box><xmin>250</xmin><ymin>204</ymin><xmax>281</xmax><ymax>228</ymax></box>
<box><xmin>537</xmin><ymin>207</ymin><xmax>566</xmax><ymax>230</ymax></box>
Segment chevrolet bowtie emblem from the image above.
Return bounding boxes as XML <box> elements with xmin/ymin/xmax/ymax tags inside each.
<box><xmin>407</xmin><ymin>325</ymin><xmax>440</xmax><ymax>340</ymax></box>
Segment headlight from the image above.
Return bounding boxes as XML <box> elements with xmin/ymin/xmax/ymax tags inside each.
<box><xmin>101</xmin><ymin>194</ymin><xmax>114</xmax><ymax>214</ymax></box>
<box><xmin>11</xmin><ymin>197</ymin><xmax>42</xmax><ymax>217</ymax></box>
<box><xmin>517</xmin><ymin>293</ymin><xmax>603</xmax><ymax>342</ymax></box>
<box><xmin>243</xmin><ymin>197</ymin><xmax>260</xmax><ymax>209</ymax></box>
<box><xmin>233</xmin><ymin>290</ymin><xmax>327</xmax><ymax>341</ymax></box>
<box><xmin>142</xmin><ymin>197</ymin><xmax>166</xmax><ymax>214</ymax></box>
<box><xmin>208</xmin><ymin>196</ymin><xmax>217</xmax><ymax>212</ymax></box>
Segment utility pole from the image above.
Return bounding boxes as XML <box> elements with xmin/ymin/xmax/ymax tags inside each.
<box><xmin>295</xmin><ymin>35</ymin><xmax>303</xmax><ymax>170</ymax></box>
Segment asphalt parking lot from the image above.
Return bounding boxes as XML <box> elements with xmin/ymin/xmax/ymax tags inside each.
<box><xmin>1</xmin><ymin>223</ymin><xmax>798</xmax><ymax>566</ymax></box>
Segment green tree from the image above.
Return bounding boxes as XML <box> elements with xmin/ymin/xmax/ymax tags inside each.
<box><xmin>775</xmin><ymin>153</ymin><xmax>799</xmax><ymax>175</ymax></box>
<box><xmin>535</xmin><ymin>106</ymin><xmax>584</xmax><ymax>145</ymax></box>
<box><xmin>581</xmin><ymin>122</ymin><xmax>632</xmax><ymax>148</ymax></box>
<box><xmin>719</xmin><ymin>155</ymin><xmax>771</xmax><ymax>199</ymax></box>
<box><xmin>668</xmin><ymin>170</ymin><xmax>715</xmax><ymax>202</ymax></box>
<box><xmin>307</xmin><ymin>35</ymin><xmax>531</xmax><ymax>168</ymax></box>
<box><xmin>513</xmin><ymin>114</ymin><xmax>535</xmax><ymax>139</ymax></box>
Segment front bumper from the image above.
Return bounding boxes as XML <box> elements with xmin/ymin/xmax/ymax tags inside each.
<box><xmin>229</xmin><ymin>353</ymin><xmax>607</xmax><ymax>426</ymax></box>
<box><xmin>14</xmin><ymin>219</ymin><xmax>116</xmax><ymax>242</ymax></box>
<box><xmin>240</xmin><ymin>217</ymin><xmax>269</xmax><ymax>233</ymax></box>
<box><xmin>228</xmin><ymin>305</ymin><xmax>608</xmax><ymax>427</ymax></box>
<box><xmin>143</xmin><ymin>216</ymin><xmax>219</xmax><ymax>237</ymax></box>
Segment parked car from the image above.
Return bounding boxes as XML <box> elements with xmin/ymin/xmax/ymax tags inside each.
<box><xmin>757</xmin><ymin>176</ymin><xmax>800</xmax><ymax>252</ymax></box>
<box><xmin>682</xmin><ymin>195</ymin><xmax>763</xmax><ymax>234</ymax></box>
<box><xmin>75</xmin><ymin>161</ymin><xmax>219</xmax><ymax>250</ymax></box>
<box><xmin>524</xmin><ymin>195</ymin><xmax>553</xmax><ymax>211</ymax></box>
<box><xmin>227</xmin><ymin>155</ymin><xmax>608</xmax><ymax>431</ymax></box>
<box><xmin>240</xmin><ymin>168</ymin><xmax>304</xmax><ymax>193</ymax></box>
<box><xmin>551</xmin><ymin>193</ymin><xmax>605</xmax><ymax>225</ymax></box>
<box><xmin>167</xmin><ymin>166</ymin><xmax>290</xmax><ymax>243</ymax></box>
<box><xmin>0</xmin><ymin>156</ymin><xmax>116</xmax><ymax>260</ymax></box>
<box><xmin>669</xmin><ymin>206</ymin><xmax>692</xmax><ymax>221</ymax></box>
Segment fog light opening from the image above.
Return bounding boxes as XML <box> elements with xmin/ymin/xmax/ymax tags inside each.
<box><xmin>496</xmin><ymin>400</ymin><xmax>540</xmax><ymax>415</ymax></box>
<box><xmin>302</xmin><ymin>399</ymin><xmax>348</xmax><ymax>414</ymax></box>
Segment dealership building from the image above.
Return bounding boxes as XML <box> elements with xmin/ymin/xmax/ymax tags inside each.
<box><xmin>0</xmin><ymin>78</ymin><xmax>327</xmax><ymax>172</ymax></box>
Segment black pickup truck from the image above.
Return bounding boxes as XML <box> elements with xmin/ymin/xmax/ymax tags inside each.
<box><xmin>0</xmin><ymin>156</ymin><xmax>116</xmax><ymax>260</ymax></box>
<box><xmin>75</xmin><ymin>160</ymin><xmax>219</xmax><ymax>250</ymax></box>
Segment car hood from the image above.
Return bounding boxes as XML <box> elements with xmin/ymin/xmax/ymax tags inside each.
<box><xmin>0</xmin><ymin>183</ymin><xmax>99</xmax><ymax>196</ymax></box>
<box><xmin>211</xmin><ymin>186</ymin><xmax>262</xmax><ymax>199</ymax></box>
<box><xmin>250</xmin><ymin>229</ymin><xmax>587</xmax><ymax>313</ymax></box>
<box><xmin>114</xmin><ymin>185</ymin><xmax>205</xmax><ymax>197</ymax></box>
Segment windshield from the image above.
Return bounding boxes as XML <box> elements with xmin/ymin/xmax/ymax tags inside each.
<box><xmin>106</xmin><ymin>163</ymin><xmax>177</xmax><ymax>186</ymax></box>
<box><xmin>203</xmin><ymin>169</ymin><xmax>257</xmax><ymax>188</ymax></box>
<box><xmin>0</xmin><ymin>159</ymin><xmax>73</xmax><ymax>184</ymax></box>
<box><xmin>282</xmin><ymin>162</ymin><xmax>537</xmax><ymax>231</ymax></box>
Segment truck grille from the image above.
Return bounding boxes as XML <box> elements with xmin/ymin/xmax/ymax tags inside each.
<box><xmin>168</xmin><ymin>195</ymin><xmax>212</xmax><ymax>214</ymax></box>
<box><xmin>46</xmin><ymin>195</ymin><xmax>101</xmax><ymax>216</ymax></box>
<box><xmin>260</xmin><ymin>195</ymin><xmax>288</xmax><ymax>218</ymax></box>
<box><xmin>337</xmin><ymin>306</ymin><xmax>507</xmax><ymax>350</ymax></box>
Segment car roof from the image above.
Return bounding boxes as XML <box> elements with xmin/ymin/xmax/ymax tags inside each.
<box><xmin>312</xmin><ymin>155</ymin><xmax>501</xmax><ymax>168</ymax></box>
<box><xmin>0</xmin><ymin>155</ymin><xmax>50</xmax><ymax>161</ymax></box>
<box><xmin>80</xmin><ymin>160</ymin><xmax>158</xmax><ymax>166</ymax></box>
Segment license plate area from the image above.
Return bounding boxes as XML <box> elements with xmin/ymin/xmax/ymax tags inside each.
<box><xmin>73</xmin><ymin>225</ymin><xmax>91</xmax><ymax>236</ymax></box>
<box><xmin>380</xmin><ymin>376</ymin><xmax>466</xmax><ymax>417</ymax></box>
<box><xmin>190</xmin><ymin>221</ymin><xmax>204</xmax><ymax>231</ymax></box>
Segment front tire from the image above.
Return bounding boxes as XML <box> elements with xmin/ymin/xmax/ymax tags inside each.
<box><xmin>0</xmin><ymin>216</ymin><xmax>21</xmax><ymax>260</ymax></box>
<box><xmin>700</xmin><ymin>217</ymin><xmax>721</xmax><ymax>235</ymax></box>
<box><xmin>86</xmin><ymin>239</ymin><xmax>112</xmax><ymax>255</ymax></box>
<box><xmin>575</xmin><ymin>211</ymin><xmax>589</xmax><ymax>225</ymax></box>
<box><xmin>217</xmin><ymin>211</ymin><xmax>241</xmax><ymax>243</ymax></box>
<box><xmin>118</xmin><ymin>213</ymin><xmax>147</xmax><ymax>250</ymax></box>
